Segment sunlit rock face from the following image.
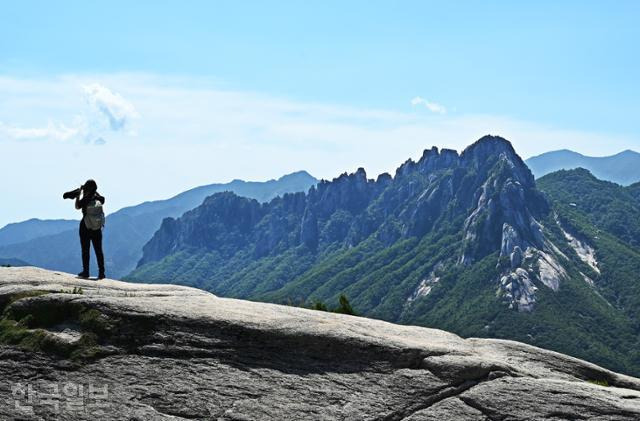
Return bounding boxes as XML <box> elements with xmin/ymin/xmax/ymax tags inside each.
<box><xmin>1</xmin><ymin>267</ymin><xmax>640</xmax><ymax>420</ymax></box>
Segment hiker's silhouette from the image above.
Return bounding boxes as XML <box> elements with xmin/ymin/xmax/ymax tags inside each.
<box><xmin>73</xmin><ymin>179</ymin><xmax>106</xmax><ymax>279</ymax></box>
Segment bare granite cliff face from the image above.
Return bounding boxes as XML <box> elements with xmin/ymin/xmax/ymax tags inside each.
<box><xmin>133</xmin><ymin>136</ymin><xmax>560</xmax><ymax>314</ymax></box>
<box><xmin>1</xmin><ymin>267</ymin><xmax>640</xmax><ymax>420</ymax></box>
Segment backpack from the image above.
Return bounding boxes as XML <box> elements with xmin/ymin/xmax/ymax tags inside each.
<box><xmin>84</xmin><ymin>198</ymin><xmax>105</xmax><ymax>230</ymax></box>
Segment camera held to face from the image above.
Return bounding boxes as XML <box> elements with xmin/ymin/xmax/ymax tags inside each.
<box><xmin>63</xmin><ymin>187</ymin><xmax>82</xmax><ymax>200</ymax></box>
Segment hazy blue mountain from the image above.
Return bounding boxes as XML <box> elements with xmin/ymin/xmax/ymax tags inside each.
<box><xmin>0</xmin><ymin>171</ymin><xmax>318</xmax><ymax>278</ymax></box>
<box><xmin>0</xmin><ymin>257</ymin><xmax>30</xmax><ymax>267</ymax></box>
<box><xmin>129</xmin><ymin>135</ymin><xmax>640</xmax><ymax>376</ymax></box>
<box><xmin>113</xmin><ymin>170</ymin><xmax>318</xmax><ymax>219</ymax></box>
<box><xmin>526</xmin><ymin>149</ymin><xmax>640</xmax><ymax>185</ymax></box>
<box><xmin>0</xmin><ymin>219</ymin><xmax>78</xmax><ymax>247</ymax></box>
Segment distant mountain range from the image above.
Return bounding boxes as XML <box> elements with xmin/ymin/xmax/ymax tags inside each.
<box><xmin>0</xmin><ymin>257</ymin><xmax>30</xmax><ymax>267</ymax></box>
<box><xmin>526</xmin><ymin>149</ymin><xmax>640</xmax><ymax>185</ymax></box>
<box><xmin>0</xmin><ymin>219</ymin><xmax>77</xmax><ymax>247</ymax></box>
<box><xmin>0</xmin><ymin>171</ymin><xmax>318</xmax><ymax>278</ymax></box>
<box><xmin>128</xmin><ymin>135</ymin><xmax>640</xmax><ymax>377</ymax></box>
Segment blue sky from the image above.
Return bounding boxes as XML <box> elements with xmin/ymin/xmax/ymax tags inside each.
<box><xmin>1</xmin><ymin>1</ymin><xmax>639</xmax><ymax>226</ymax></box>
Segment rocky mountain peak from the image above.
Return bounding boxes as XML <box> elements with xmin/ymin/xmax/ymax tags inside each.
<box><xmin>394</xmin><ymin>158</ymin><xmax>417</xmax><ymax>178</ymax></box>
<box><xmin>135</xmin><ymin>136</ymin><xmax>566</xmax><ymax>314</ymax></box>
<box><xmin>138</xmin><ymin>192</ymin><xmax>266</xmax><ymax>265</ymax></box>
<box><xmin>376</xmin><ymin>172</ymin><xmax>392</xmax><ymax>185</ymax></box>
<box><xmin>458</xmin><ymin>137</ymin><xmax>547</xmax><ymax>255</ymax></box>
<box><xmin>463</xmin><ymin>135</ymin><xmax>534</xmax><ymax>185</ymax></box>
<box><xmin>455</xmin><ymin>137</ymin><xmax>556</xmax><ymax>311</ymax></box>
<box><xmin>415</xmin><ymin>146</ymin><xmax>460</xmax><ymax>173</ymax></box>
<box><xmin>461</xmin><ymin>134</ymin><xmax>518</xmax><ymax>160</ymax></box>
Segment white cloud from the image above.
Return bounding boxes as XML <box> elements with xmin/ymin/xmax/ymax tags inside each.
<box><xmin>0</xmin><ymin>74</ymin><xmax>636</xmax><ymax>160</ymax></box>
<box><xmin>0</xmin><ymin>120</ymin><xmax>80</xmax><ymax>141</ymax></box>
<box><xmin>0</xmin><ymin>81</ymin><xmax>138</xmax><ymax>144</ymax></box>
<box><xmin>82</xmin><ymin>83</ymin><xmax>139</xmax><ymax>131</ymax></box>
<box><xmin>411</xmin><ymin>96</ymin><xmax>447</xmax><ymax>114</ymax></box>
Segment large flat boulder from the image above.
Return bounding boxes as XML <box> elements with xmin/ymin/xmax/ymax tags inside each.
<box><xmin>0</xmin><ymin>267</ymin><xmax>639</xmax><ymax>420</ymax></box>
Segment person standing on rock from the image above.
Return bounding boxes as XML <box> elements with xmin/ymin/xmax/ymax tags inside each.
<box><xmin>74</xmin><ymin>179</ymin><xmax>106</xmax><ymax>279</ymax></box>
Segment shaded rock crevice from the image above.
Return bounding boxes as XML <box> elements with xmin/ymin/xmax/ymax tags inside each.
<box><xmin>383</xmin><ymin>371</ymin><xmax>507</xmax><ymax>421</ymax></box>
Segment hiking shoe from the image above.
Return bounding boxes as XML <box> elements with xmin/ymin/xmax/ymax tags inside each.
<box><xmin>97</xmin><ymin>272</ymin><xmax>106</xmax><ymax>280</ymax></box>
<box><xmin>77</xmin><ymin>272</ymin><xmax>89</xmax><ymax>279</ymax></box>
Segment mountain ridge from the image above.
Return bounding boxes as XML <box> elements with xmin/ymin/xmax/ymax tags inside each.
<box><xmin>0</xmin><ymin>218</ymin><xmax>78</xmax><ymax>247</ymax></box>
<box><xmin>0</xmin><ymin>171</ymin><xmax>318</xmax><ymax>278</ymax></box>
<box><xmin>526</xmin><ymin>148</ymin><xmax>640</xmax><ymax>185</ymax></box>
<box><xmin>134</xmin><ymin>135</ymin><xmax>551</xmax><ymax>307</ymax></box>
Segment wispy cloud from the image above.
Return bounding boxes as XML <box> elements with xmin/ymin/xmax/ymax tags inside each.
<box><xmin>411</xmin><ymin>96</ymin><xmax>447</xmax><ymax>114</ymax></box>
<box><xmin>83</xmin><ymin>83</ymin><xmax>139</xmax><ymax>131</ymax></box>
<box><xmin>0</xmin><ymin>73</ymin><xmax>637</xmax><ymax>161</ymax></box>
<box><xmin>0</xmin><ymin>80</ymin><xmax>138</xmax><ymax>144</ymax></box>
<box><xmin>0</xmin><ymin>120</ymin><xmax>81</xmax><ymax>141</ymax></box>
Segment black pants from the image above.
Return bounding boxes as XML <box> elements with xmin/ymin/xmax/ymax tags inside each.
<box><xmin>79</xmin><ymin>220</ymin><xmax>105</xmax><ymax>275</ymax></box>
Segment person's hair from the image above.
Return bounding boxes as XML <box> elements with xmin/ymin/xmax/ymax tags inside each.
<box><xmin>83</xmin><ymin>179</ymin><xmax>98</xmax><ymax>196</ymax></box>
